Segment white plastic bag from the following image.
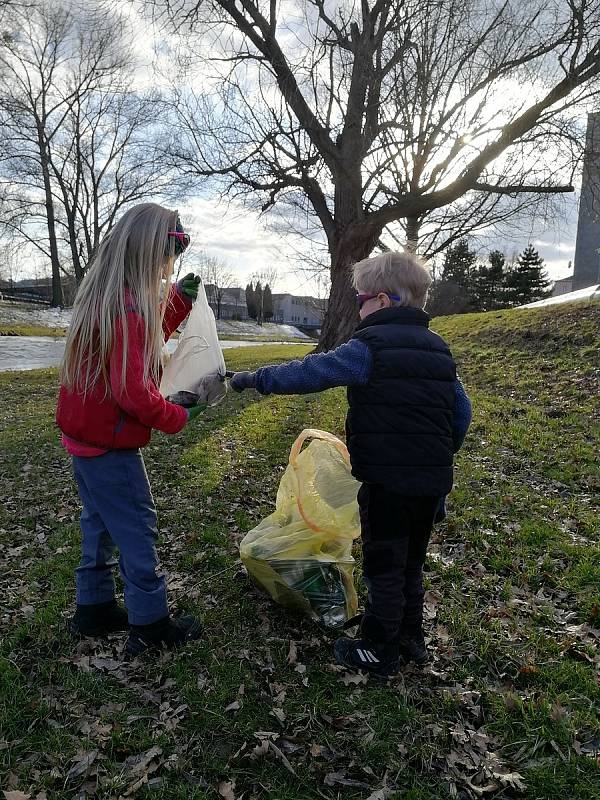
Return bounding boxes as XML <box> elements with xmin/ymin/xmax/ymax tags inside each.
<box><xmin>160</xmin><ymin>282</ymin><xmax>227</xmax><ymax>406</ymax></box>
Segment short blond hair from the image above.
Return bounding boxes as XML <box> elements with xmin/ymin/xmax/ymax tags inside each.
<box><xmin>352</xmin><ymin>251</ymin><xmax>432</xmax><ymax>309</ymax></box>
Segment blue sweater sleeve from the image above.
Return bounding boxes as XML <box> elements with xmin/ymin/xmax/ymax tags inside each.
<box><xmin>253</xmin><ymin>341</ymin><xmax>472</xmax><ymax>453</ymax></box>
<box><xmin>453</xmin><ymin>376</ymin><xmax>472</xmax><ymax>452</ymax></box>
<box><xmin>254</xmin><ymin>338</ymin><xmax>373</xmax><ymax>395</ymax></box>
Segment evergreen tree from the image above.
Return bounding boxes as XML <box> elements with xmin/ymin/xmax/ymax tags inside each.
<box><xmin>428</xmin><ymin>238</ymin><xmax>478</xmax><ymax>315</ymax></box>
<box><xmin>245</xmin><ymin>282</ymin><xmax>257</xmax><ymax>320</ymax></box>
<box><xmin>471</xmin><ymin>250</ymin><xmax>507</xmax><ymax>311</ymax></box>
<box><xmin>504</xmin><ymin>244</ymin><xmax>552</xmax><ymax>306</ymax></box>
<box><xmin>254</xmin><ymin>280</ymin><xmax>263</xmax><ymax>324</ymax></box>
<box><xmin>442</xmin><ymin>239</ymin><xmax>478</xmax><ymax>285</ymax></box>
<box><xmin>263</xmin><ymin>284</ymin><xmax>274</xmax><ymax>321</ymax></box>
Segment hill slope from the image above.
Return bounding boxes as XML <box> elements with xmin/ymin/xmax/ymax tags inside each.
<box><xmin>0</xmin><ymin>304</ymin><xmax>598</xmax><ymax>800</ymax></box>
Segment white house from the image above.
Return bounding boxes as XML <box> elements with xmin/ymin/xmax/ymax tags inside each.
<box><xmin>272</xmin><ymin>294</ymin><xmax>327</xmax><ymax>329</ymax></box>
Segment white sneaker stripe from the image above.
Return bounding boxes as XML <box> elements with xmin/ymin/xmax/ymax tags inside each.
<box><xmin>365</xmin><ymin>650</ymin><xmax>380</xmax><ymax>663</ymax></box>
<box><xmin>357</xmin><ymin>649</ymin><xmax>367</xmax><ymax>662</ymax></box>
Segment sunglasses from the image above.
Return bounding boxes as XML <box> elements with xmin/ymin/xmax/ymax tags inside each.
<box><xmin>356</xmin><ymin>292</ymin><xmax>401</xmax><ymax>310</ymax></box>
<box><xmin>167</xmin><ymin>229</ymin><xmax>190</xmax><ymax>255</ymax></box>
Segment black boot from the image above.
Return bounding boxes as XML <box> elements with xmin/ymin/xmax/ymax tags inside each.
<box><xmin>334</xmin><ymin>636</ymin><xmax>400</xmax><ymax>679</ymax></box>
<box><xmin>397</xmin><ymin>633</ymin><xmax>429</xmax><ymax>665</ymax></box>
<box><xmin>70</xmin><ymin>599</ymin><xmax>129</xmax><ymax>637</ymax></box>
<box><xmin>125</xmin><ymin>614</ymin><xmax>203</xmax><ymax>657</ymax></box>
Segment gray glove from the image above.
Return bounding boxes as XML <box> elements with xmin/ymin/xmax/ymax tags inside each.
<box><xmin>230</xmin><ymin>371</ymin><xmax>256</xmax><ymax>392</ymax></box>
<box><xmin>196</xmin><ymin>371</ymin><xmax>227</xmax><ymax>406</ymax></box>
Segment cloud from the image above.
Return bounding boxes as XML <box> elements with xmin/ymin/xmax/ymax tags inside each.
<box><xmin>486</xmin><ymin>193</ymin><xmax>581</xmax><ymax>280</ymax></box>
<box><xmin>179</xmin><ymin>196</ymin><xmax>322</xmax><ymax>293</ymax></box>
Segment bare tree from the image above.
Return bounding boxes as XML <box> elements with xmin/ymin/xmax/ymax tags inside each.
<box><xmin>250</xmin><ymin>267</ymin><xmax>278</xmax><ymax>324</ymax></box>
<box><xmin>155</xmin><ymin>0</ymin><xmax>600</xmax><ymax>348</ymax></box>
<box><xmin>0</xmin><ymin>238</ymin><xmax>21</xmax><ymax>288</ymax></box>
<box><xmin>194</xmin><ymin>251</ymin><xmax>235</xmax><ymax>318</ymax></box>
<box><xmin>0</xmin><ymin>1</ymin><xmax>172</xmax><ymax>303</ymax></box>
<box><xmin>0</xmin><ymin>2</ymin><xmax>129</xmax><ymax>304</ymax></box>
<box><xmin>52</xmin><ymin>87</ymin><xmax>175</xmax><ymax>282</ymax></box>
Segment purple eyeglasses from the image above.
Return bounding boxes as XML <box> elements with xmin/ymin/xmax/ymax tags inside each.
<box><xmin>356</xmin><ymin>292</ymin><xmax>401</xmax><ymax>310</ymax></box>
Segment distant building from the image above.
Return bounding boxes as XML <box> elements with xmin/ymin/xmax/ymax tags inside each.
<box><xmin>0</xmin><ymin>276</ymin><xmax>75</xmax><ymax>305</ymax></box>
<box><xmin>573</xmin><ymin>113</ymin><xmax>600</xmax><ymax>290</ymax></box>
<box><xmin>202</xmin><ymin>286</ymin><xmax>327</xmax><ymax>328</ymax></box>
<box><xmin>551</xmin><ymin>276</ymin><xmax>574</xmax><ymax>297</ymax></box>
<box><xmin>204</xmin><ymin>285</ymin><xmax>249</xmax><ymax>320</ymax></box>
<box><xmin>272</xmin><ymin>293</ymin><xmax>327</xmax><ymax>330</ymax></box>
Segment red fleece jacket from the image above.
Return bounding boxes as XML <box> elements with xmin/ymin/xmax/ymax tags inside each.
<box><xmin>56</xmin><ymin>285</ymin><xmax>190</xmax><ymax>450</ymax></box>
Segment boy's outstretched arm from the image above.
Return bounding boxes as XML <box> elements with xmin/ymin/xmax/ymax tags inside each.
<box><xmin>453</xmin><ymin>376</ymin><xmax>472</xmax><ymax>452</ymax></box>
<box><xmin>230</xmin><ymin>339</ymin><xmax>373</xmax><ymax>395</ymax></box>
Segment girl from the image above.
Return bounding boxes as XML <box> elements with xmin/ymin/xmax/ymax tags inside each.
<box><xmin>56</xmin><ymin>202</ymin><xmax>204</xmax><ymax>657</ymax></box>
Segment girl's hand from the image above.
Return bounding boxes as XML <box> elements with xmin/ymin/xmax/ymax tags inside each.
<box><xmin>177</xmin><ymin>273</ymin><xmax>201</xmax><ymax>299</ymax></box>
<box><xmin>187</xmin><ymin>404</ymin><xmax>206</xmax><ymax>422</ymax></box>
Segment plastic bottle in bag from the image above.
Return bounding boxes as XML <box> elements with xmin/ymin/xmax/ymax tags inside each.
<box><xmin>240</xmin><ymin>429</ymin><xmax>361</xmax><ymax>628</ymax></box>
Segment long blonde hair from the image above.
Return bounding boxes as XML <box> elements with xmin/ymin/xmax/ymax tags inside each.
<box><xmin>61</xmin><ymin>203</ymin><xmax>178</xmax><ymax>395</ymax></box>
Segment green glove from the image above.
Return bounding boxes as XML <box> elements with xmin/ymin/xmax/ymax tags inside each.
<box><xmin>177</xmin><ymin>273</ymin><xmax>201</xmax><ymax>300</ymax></box>
<box><xmin>187</xmin><ymin>404</ymin><xmax>206</xmax><ymax>422</ymax></box>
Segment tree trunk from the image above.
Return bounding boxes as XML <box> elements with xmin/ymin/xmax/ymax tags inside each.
<box><xmin>66</xmin><ymin>208</ymin><xmax>84</xmax><ymax>283</ymax></box>
<box><xmin>38</xmin><ymin>130</ymin><xmax>63</xmax><ymax>307</ymax></box>
<box><xmin>405</xmin><ymin>216</ymin><xmax>421</xmax><ymax>253</ymax></box>
<box><xmin>317</xmin><ymin>261</ymin><xmax>358</xmax><ymax>351</ymax></box>
<box><xmin>316</xmin><ymin>223</ymin><xmax>381</xmax><ymax>351</ymax></box>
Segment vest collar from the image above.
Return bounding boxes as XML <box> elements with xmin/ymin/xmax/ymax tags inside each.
<box><xmin>355</xmin><ymin>305</ymin><xmax>430</xmax><ymax>332</ymax></box>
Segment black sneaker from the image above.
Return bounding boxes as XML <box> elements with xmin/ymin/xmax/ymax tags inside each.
<box><xmin>398</xmin><ymin>634</ymin><xmax>429</xmax><ymax>665</ymax></box>
<box><xmin>125</xmin><ymin>614</ymin><xmax>203</xmax><ymax>657</ymax></box>
<box><xmin>70</xmin><ymin>599</ymin><xmax>129</xmax><ymax>637</ymax></box>
<box><xmin>334</xmin><ymin>637</ymin><xmax>400</xmax><ymax>679</ymax></box>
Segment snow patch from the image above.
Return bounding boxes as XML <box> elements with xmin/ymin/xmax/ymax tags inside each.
<box><xmin>0</xmin><ymin>302</ymin><xmax>315</xmax><ymax>340</ymax></box>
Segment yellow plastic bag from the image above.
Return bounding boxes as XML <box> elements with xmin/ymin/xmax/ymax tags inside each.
<box><xmin>240</xmin><ymin>429</ymin><xmax>361</xmax><ymax>628</ymax></box>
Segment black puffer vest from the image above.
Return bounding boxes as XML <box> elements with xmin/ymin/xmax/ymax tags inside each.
<box><xmin>346</xmin><ymin>306</ymin><xmax>456</xmax><ymax>495</ymax></box>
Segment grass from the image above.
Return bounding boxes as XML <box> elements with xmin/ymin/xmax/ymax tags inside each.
<box><xmin>0</xmin><ymin>322</ymin><xmax>69</xmax><ymax>337</ymax></box>
<box><xmin>0</xmin><ymin>323</ymin><xmax>312</xmax><ymax>343</ymax></box>
<box><xmin>1</xmin><ymin>304</ymin><xmax>599</xmax><ymax>800</ymax></box>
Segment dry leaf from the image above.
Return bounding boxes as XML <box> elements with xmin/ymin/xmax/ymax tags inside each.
<box><xmin>268</xmin><ymin>741</ymin><xmax>296</xmax><ymax>775</ymax></box>
<box><xmin>287</xmin><ymin>640</ymin><xmax>298</xmax><ymax>665</ymax></box>
<box><xmin>270</xmin><ymin>707</ymin><xmax>286</xmax><ymax>724</ymax></box>
<box><xmin>324</xmin><ymin>771</ymin><xmax>371</xmax><ymax>789</ymax></box>
<box><xmin>218</xmin><ymin>780</ymin><xmax>236</xmax><ymax>800</ymax></box>
<box><xmin>122</xmin><ymin>746</ymin><xmax>163</xmax><ymax>779</ymax></box>
<box><xmin>89</xmin><ymin>656</ymin><xmax>124</xmax><ymax>672</ymax></box>
<box><xmin>65</xmin><ymin>750</ymin><xmax>99</xmax><ymax>784</ymax></box>
<box><xmin>3</xmin><ymin>792</ymin><xmax>31</xmax><ymax>800</ymax></box>
<box><xmin>366</xmin><ymin>789</ymin><xmax>395</xmax><ymax>800</ymax></box>
<box><xmin>251</xmin><ymin>739</ymin><xmax>270</xmax><ymax>758</ymax></box>
<box><xmin>224</xmin><ymin>700</ymin><xmax>241</xmax><ymax>713</ymax></box>
<box><xmin>340</xmin><ymin>671</ymin><xmax>368</xmax><ymax>686</ymax></box>
<box><xmin>518</xmin><ymin>664</ymin><xmax>538</xmax><ymax>675</ymax></box>
<box><xmin>493</xmin><ymin>768</ymin><xmax>526</xmax><ymax>791</ymax></box>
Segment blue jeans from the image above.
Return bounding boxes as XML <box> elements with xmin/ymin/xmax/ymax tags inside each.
<box><xmin>72</xmin><ymin>450</ymin><xmax>168</xmax><ymax>625</ymax></box>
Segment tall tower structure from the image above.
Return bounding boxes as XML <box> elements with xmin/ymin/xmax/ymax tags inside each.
<box><xmin>573</xmin><ymin>113</ymin><xmax>600</xmax><ymax>289</ymax></box>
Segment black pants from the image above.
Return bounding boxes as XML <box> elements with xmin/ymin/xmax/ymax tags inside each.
<box><xmin>358</xmin><ymin>483</ymin><xmax>439</xmax><ymax>645</ymax></box>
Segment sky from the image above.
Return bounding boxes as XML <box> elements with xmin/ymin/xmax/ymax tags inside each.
<box><xmin>175</xmin><ymin>191</ymin><xmax>581</xmax><ymax>295</ymax></box>
<box><xmin>136</xmin><ymin>2</ymin><xmax>585</xmax><ymax>295</ymax></box>
<box><xmin>177</xmin><ymin>196</ymin><xmax>326</xmax><ymax>296</ymax></box>
<box><xmin>4</xmin><ymin>0</ymin><xmax>590</xmax><ymax>294</ymax></box>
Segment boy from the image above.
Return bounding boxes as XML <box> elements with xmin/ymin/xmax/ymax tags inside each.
<box><xmin>230</xmin><ymin>252</ymin><xmax>471</xmax><ymax>678</ymax></box>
